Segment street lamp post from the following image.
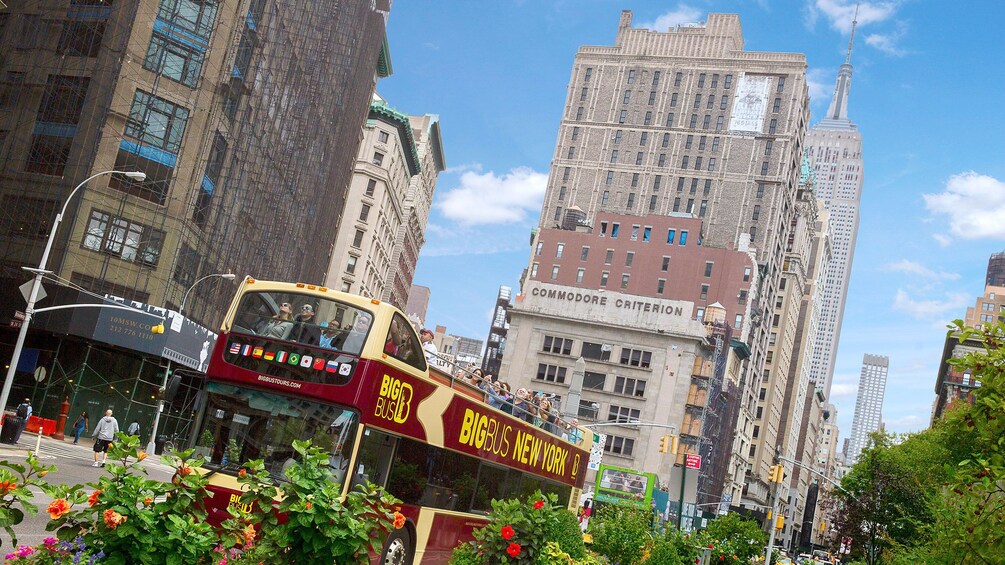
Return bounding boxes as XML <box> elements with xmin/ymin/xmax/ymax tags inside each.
<box><xmin>0</xmin><ymin>170</ymin><xmax>146</xmax><ymax>435</ymax></box>
<box><xmin>145</xmin><ymin>272</ymin><xmax>235</xmax><ymax>454</ymax></box>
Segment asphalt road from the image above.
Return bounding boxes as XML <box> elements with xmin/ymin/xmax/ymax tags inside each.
<box><xmin>0</xmin><ymin>432</ymin><xmax>175</xmax><ymax>550</ymax></box>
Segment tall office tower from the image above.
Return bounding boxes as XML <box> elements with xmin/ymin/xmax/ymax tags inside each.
<box><xmin>529</xmin><ymin>10</ymin><xmax>809</xmax><ymax>508</ymax></box>
<box><xmin>325</xmin><ymin>96</ymin><xmax>423</xmax><ymax>300</ymax></box>
<box><xmin>481</xmin><ymin>285</ymin><xmax>512</xmax><ymax>377</ymax></box>
<box><xmin>847</xmin><ymin>354</ymin><xmax>888</xmax><ymax>464</ymax></box>
<box><xmin>404</xmin><ymin>285</ymin><xmax>431</xmax><ymax>326</ymax></box>
<box><xmin>0</xmin><ymin>0</ymin><xmax>390</xmax><ymax>329</ymax></box>
<box><xmin>805</xmin><ymin>18</ymin><xmax>864</xmax><ymax>396</ymax></box>
<box><xmin>985</xmin><ymin>250</ymin><xmax>1005</xmax><ymax>287</ymax></box>
<box><xmin>383</xmin><ymin>113</ymin><xmax>445</xmax><ymax>309</ymax></box>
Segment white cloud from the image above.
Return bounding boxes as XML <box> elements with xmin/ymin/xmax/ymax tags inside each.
<box><xmin>806</xmin><ymin>0</ymin><xmax>899</xmax><ymax>33</ymax></box>
<box><xmin>884</xmin><ymin>260</ymin><xmax>960</xmax><ymax>281</ymax></box>
<box><xmin>864</xmin><ymin>22</ymin><xmax>909</xmax><ymax>56</ymax></box>
<box><xmin>923</xmin><ymin>171</ymin><xmax>1005</xmax><ymax>240</ymax></box>
<box><xmin>892</xmin><ymin>289</ymin><xmax>970</xmax><ymax>320</ymax></box>
<box><xmin>829</xmin><ymin>382</ymin><xmax>858</xmax><ymax>399</ymax></box>
<box><xmin>806</xmin><ymin>67</ymin><xmax>833</xmax><ymax>107</ymax></box>
<box><xmin>637</xmin><ymin>5</ymin><xmax>704</xmax><ymax>31</ymax></box>
<box><xmin>932</xmin><ymin>233</ymin><xmax>952</xmax><ymax>248</ymax></box>
<box><xmin>435</xmin><ymin>167</ymin><xmax>548</xmax><ymax>227</ymax></box>
<box><xmin>444</xmin><ymin>162</ymin><xmax>483</xmax><ymax>175</ymax></box>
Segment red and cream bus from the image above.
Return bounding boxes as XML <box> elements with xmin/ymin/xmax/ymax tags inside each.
<box><xmin>194</xmin><ymin>278</ymin><xmax>591</xmax><ymax>564</ymax></box>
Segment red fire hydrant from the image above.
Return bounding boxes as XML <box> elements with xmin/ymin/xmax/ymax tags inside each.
<box><xmin>51</xmin><ymin>397</ymin><xmax>70</xmax><ymax>441</ymax></box>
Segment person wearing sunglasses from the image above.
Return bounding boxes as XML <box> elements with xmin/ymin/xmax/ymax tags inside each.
<box><xmin>289</xmin><ymin>303</ymin><xmax>322</xmax><ymax>345</ymax></box>
<box><xmin>261</xmin><ymin>302</ymin><xmax>295</xmax><ymax>339</ymax></box>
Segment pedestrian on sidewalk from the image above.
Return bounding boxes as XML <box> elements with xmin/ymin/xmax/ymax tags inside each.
<box><xmin>13</xmin><ymin>399</ymin><xmax>31</xmax><ymax>442</ymax></box>
<box><xmin>127</xmin><ymin>420</ymin><xmax>140</xmax><ymax>437</ymax></box>
<box><xmin>72</xmin><ymin>411</ymin><xmax>89</xmax><ymax>444</ymax></box>
<box><xmin>92</xmin><ymin>409</ymin><xmax>119</xmax><ymax>467</ymax></box>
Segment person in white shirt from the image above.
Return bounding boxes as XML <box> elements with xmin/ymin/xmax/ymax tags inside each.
<box><xmin>419</xmin><ymin>328</ymin><xmax>438</xmax><ymax>364</ymax></box>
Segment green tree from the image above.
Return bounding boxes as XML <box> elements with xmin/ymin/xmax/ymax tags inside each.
<box><xmin>587</xmin><ymin>504</ymin><xmax>653</xmax><ymax>565</ymax></box>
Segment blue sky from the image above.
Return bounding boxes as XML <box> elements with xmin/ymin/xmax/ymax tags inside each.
<box><xmin>378</xmin><ymin>1</ymin><xmax>1005</xmax><ymax>438</ymax></box>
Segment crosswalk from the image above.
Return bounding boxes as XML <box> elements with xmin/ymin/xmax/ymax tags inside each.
<box><xmin>0</xmin><ymin>434</ymin><xmax>175</xmax><ymax>472</ymax></box>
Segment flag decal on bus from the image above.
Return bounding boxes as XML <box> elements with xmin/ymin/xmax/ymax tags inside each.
<box><xmin>264</xmin><ymin>351</ymin><xmax>275</xmax><ymax>361</ymax></box>
<box><xmin>313</xmin><ymin>357</ymin><xmax>326</xmax><ymax>370</ymax></box>
<box><xmin>326</xmin><ymin>360</ymin><xmax>339</xmax><ymax>373</ymax></box>
<box><xmin>229</xmin><ymin>342</ymin><xmax>241</xmax><ymax>354</ymax></box>
<box><xmin>252</xmin><ymin>347</ymin><xmax>264</xmax><ymax>358</ymax></box>
<box><xmin>241</xmin><ymin>345</ymin><xmax>252</xmax><ymax>356</ymax></box>
<box><xmin>276</xmin><ymin>351</ymin><xmax>288</xmax><ymax>363</ymax></box>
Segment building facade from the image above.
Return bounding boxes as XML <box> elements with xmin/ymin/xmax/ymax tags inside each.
<box><xmin>804</xmin><ymin>21</ymin><xmax>864</xmax><ymax>397</ymax></box>
<box><xmin>482</xmin><ymin>285</ymin><xmax>512</xmax><ymax>378</ymax></box>
<box><xmin>404</xmin><ymin>284</ymin><xmax>431</xmax><ymax>326</ymax></box>
<box><xmin>846</xmin><ymin>354</ymin><xmax>888</xmax><ymax>464</ymax></box>
<box><xmin>0</xmin><ymin>0</ymin><xmax>389</xmax><ymax>436</ymax></box>
<box><xmin>324</xmin><ymin>96</ymin><xmax>421</xmax><ymax>299</ymax></box>
<box><xmin>985</xmin><ymin>250</ymin><xmax>1005</xmax><ymax>288</ymax></box>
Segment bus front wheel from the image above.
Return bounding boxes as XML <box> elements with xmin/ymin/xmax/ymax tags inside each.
<box><xmin>380</xmin><ymin>527</ymin><xmax>413</xmax><ymax>565</ymax></box>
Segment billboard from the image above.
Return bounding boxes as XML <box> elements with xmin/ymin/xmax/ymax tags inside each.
<box><xmin>728</xmin><ymin>74</ymin><xmax>771</xmax><ymax>133</ymax></box>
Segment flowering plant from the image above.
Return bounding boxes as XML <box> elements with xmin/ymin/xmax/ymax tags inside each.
<box><xmin>3</xmin><ymin>536</ymin><xmax>103</xmax><ymax>564</ymax></box>
<box><xmin>0</xmin><ymin>453</ymin><xmax>57</xmax><ymax>548</ymax></box>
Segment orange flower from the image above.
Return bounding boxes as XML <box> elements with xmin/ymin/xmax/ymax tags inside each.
<box><xmin>305</xmin><ymin>501</ymin><xmax>313</xmax><ymax>510</ymax></box>
<box><xmin>178</xmin><ymin>466</ymin><xmax>192</xmax><ymax>477</ymax></box>
<box><xmin>243</xmin><ymin>525</ymin><xmax>256</xmax><ymax>545</ymax></box>
<box><xmin>238</xmin><ymin>469</ymin><xmax>247</xmax><ymax>478</ymax></box>
<box><xmin>393</xmin><ymin>511</ymin><xmax>406</xmax><ymax>530</ymax></box>
<box><xmin>38</xmin><ymin>471</ymin><xmax>48</xmax><ymax>478</ymax></box>
<box><xmin>137</xmin><ymin>452</ymin><xmax>148</xmax><ymax>461</ymax></box>
<box><xmin>0</xmin><ymin>481</ymin><xmax>17</xmax><ymax>494</ymax></box>
<box><xmin>87</xmin><ymin>490</ymin><xmax>101</xmax><ymax>507</ymax></box>
<box><xmin>103</xmin><ymin>508</ymin><xmax>127</xmax><ymax>529</ymax></box>
<box><xmin>47</xmin><ymin>498</ymin><xmax>71</xmax><ymax>520</ymax></box>
<box><xmin>143</xmin><ymin>497</ymin><xmax>153</xmax><ymax>506</ymax></box>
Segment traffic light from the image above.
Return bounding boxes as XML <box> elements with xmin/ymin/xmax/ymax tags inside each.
<box><xmin>659</xmin><ymin>435</ymin><xmax>670</xmax><ymax>453</ymax></box>
<box><xmin>775</xmin><ymin>515</ymin><xmax>784</xmax><ymax>530</ymax></box>
<box><xmin>768</xmin><ymin>464</ymin><xmax>785</xmax><ymax>484</ymax></box>
<box><xmin>151</xmin><ymin>323</ymin><xmax>165</xmax><ymax>334</ymax></box>
<box><xmin>670</xmin><ymin>435</ymin><xmax>679</xmax><ymax>455</ymax></box>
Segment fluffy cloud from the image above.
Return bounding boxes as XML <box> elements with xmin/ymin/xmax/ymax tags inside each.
<box><xmin>892</xmin><ymin>289</ymin><xmax>970</xmax><ymax>320</ymax></box>
<box><xmin>864</xmin><ymin>21</ymin><xmax>909</xmax><ymax>56</ymax></box>
<box><xmin>637</xmin><ymin>5</ymin><xmax>704</xmax><ymax>31</ymax></box>
<box><xmin>885</xmin><ymin>260</ymin><xmax>960</xmax><ymax>281</ymax></box>
<box><xmin>806</xmin><ymin>0</ymin><xmax>899</xmax><ymax>33</ymax></box>
<box><xmin>923</xmin><ymin>171</ymin><xmax>1005</xmax><ymax>240</ymax></box>
<box><xmin>806</xmin><ymin>67</ymin><xmax>833</xmax><ymax>107</ymax></box>
<box><xmin>435</xmin><ymin>167</ymin><xmax>548</xmax><ymax>226</ymax></box>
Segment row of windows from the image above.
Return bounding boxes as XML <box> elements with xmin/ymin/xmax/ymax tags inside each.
<box><xmin>590</xmin><ymin>67</ymin><xmax>747</xmax><ymax>92</ymax></box>
<box><xmin>82</xmin><ymin>210</ymin><xmax>165</xmax><ymax>267</ymax></box>
<box><xmin>539</xmin><ymin>336</ymin><xmax>653</xmax><ymax>369</ymax></box>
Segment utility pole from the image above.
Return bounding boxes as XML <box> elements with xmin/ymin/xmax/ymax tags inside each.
<box><xmin>764</xmin><ymin>461</ymin><xmax>785</xmax><ymax>565</ymax></box>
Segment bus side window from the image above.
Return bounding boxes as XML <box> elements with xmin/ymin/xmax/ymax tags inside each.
<box><xmin>352</xmin><ymin>428</ymin><xmax>397</xmax><ymax>491</ymax></box>
<box><xmin>385</xmin><ymin>314</ymin><xmax>427</xmax><ymax>372</ymax></box>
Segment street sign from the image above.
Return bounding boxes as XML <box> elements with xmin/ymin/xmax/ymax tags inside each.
<box><xmin>33</xmin><ymin>366</ymin><xmax>46</xmax><ymax>383</ymax></box>
<box><xmin>685</xmin><ymin>454</ymin><xmax>701</xmax><ymax>469</ymax></box>
<box><xmin>587</xmin><ymin>433</ymin><xmax>606</xmax><ymax>470</ymax></box>
<box><xmin>19</xmin><ymin>280</ymin><xmax>46</xmax><ymax>304</ymax></box>
<box><xmin>10</xmin><ymin>310</ymin><xmax>25</xmax><ymax>328</ymax></box>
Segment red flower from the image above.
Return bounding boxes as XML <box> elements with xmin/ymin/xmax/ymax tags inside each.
<box><xmin>87</xmin><ymin>490</ymin><xmax>101</xmax><ymax>507</ymax></box>
<box><xmin>393</xmin><ymin>511</ymin><xmax>406</xmax><ymax>530</ymax></box>
<box><xmin>506</xmin><ymin>542</ymin><xmax>521</xmax><ymax>558</ymax></box>
<box><xmin>500</xmin><ymin>525</ymin><xmax>515</xmax><ymax>540</ymax></box>
<box><xmin>533</xmin><ymin>500</ymin><xmax>544</xmax><ymax>510</ymax></box>
<box><xmin>708</xmin><ymin>544</ymin><xmax>715</xmax><ymax>548</ymax></box>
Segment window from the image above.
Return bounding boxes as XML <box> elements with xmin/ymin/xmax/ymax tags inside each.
<box><xmin>611</xmin><ymin>223</ymin><xmax>619</xmax><ymax>238</ymax></box>
<box><xmin>631</xmin><ymin>173</ymin><xmax>639</xmax><ymax>187</ymax></box>
<box><xmin>584</xmin><ymin>67</ymin><xmax>593</xmax><ymax>81</ymax></box>
<box><xmin>580</xmin><ymin>246</ymin><xmax>590</xmax><ymax>261</ymax></box>
<box><xmin>699</xmin><ymin>196</ymin><xmax>708</xmax><ymax>216</ymax></box>
<box><xmin>658</xmin><ymin>154</ymin><xmax>667</xmax><ymax>167</ymax></box>
<box><xmin>685</xmin><ymin>135</ymin><xmax>693</xmax><ymax>150</ymax></box>
<box><xmin>605</xmin><ymin>249</ymin><xmax>614</xmax><ymax>264</ymax></box>
<box><xmin>173</xmin><ymin>243</ymin><xmax>200</xmax><ymax>286</ymax></box>
<box><xmin>625</xmin><ymin>252</ymin><xmax>634</xmax><ymax>267</ymax></box>
<box><xmin>703</xmin><ymin>115</ymin><xmax>711</xmax><ymax>129</ymax></box>
<box><xmin>345</xmin><ymin>255</ymin><xmax>358</xmax><ymax>274</ymax></box>
<box><xmin>761</xmin><ymin>161</ymin><xmax>770</xmax><ymax>175</ymax></box>
<box><xmin>694</xmin><ymin>93</ymin><xmax>702</xmax><ymax>108</ymax></box>
<box><xmin>649</xmin><ymin>195</ymin><xmax>657</xmax><ymax>211</ymax></box>
<box><xmin>580</xmin><ymin>87</ymin><xmax>588</xmax><ymax>101</ymax></box>
<box><xmin>623</xmin><ymin>90</ymin><xmax>632</xmax><ymax>104</ymax></box>
<box><xmin>694</xmin><ymin>156</ymin><xmax>702</xmax><ymax>170</ymax></box>
<box><xmin>689</xmin><ymin>114</ymin><xmax>698</xmax><ymax>128</ymax></box>
<box><xmin>582</xmin><ymin>342</ymin><xmax>612</xmax><ymax>362</ymax></box>
<box><xmin>614</xmin><ymin>130</ymin><xmax>623</xmax><ymax>144</ymax></box>
<box><xmin>635</xmin><ymin>152</ymin><xmax>644</xmax><ymax>165</ymax></box>
<box><xmin>567</xmin><ymin>147</ymin><xmax>576</xmax><ymax>159</ymax></box>
<box><xmin>708</xmin><ymin>158</ymin><xmax>716</xmax><ymax>171</ymax></box>
<box><xmin>359</xmin><ymin>204</ymin><xmax>371</xmax><ymax>222</ymax></box>
<box><xmin>674</xmin><ymin>72</ymin><xmax>683</xmax><ymax>86</ymax></box>
<box><xmin>57</xmin><ymin>20</ymin><xmax>105</xmax><ymax>57</ymax></box>
<box><xmin>700</xmin><ymin>284</ymin><xmax>709</xmax><ymax>300</ymax></box>
<box><xmin>652</xmin><ymin>71</ymin><xmax>661</xmax><ymax>86</ymax></box>
<box><xmin>696</xmin><ymin>307</ymin><xmax>704</xmax><ymax>320</ymax></box>
<box><xmin>584</xmin><ymin>371</ymin><xmax>606</xmax><ymax>390</ymax></box>
<box><xmin>610</xmin><ymin>150</ymin><xmax>618</xmax><ymax>163</ymax></box>
<box><xmin>0</xmin><ymin>196</ymin><xmax>56</xmax><ymax>239</ymax></box>
<box><xmin>24</xmin><ymin>136</ymin><xmax>72</xmax><ymax>176</ymax></box>
<box><xmin>603</xmin><ymin>435</ymin><xmax>635</xmax><ymax>456</ymax></box>
<box><xmin>563</xmin><ymin>167</ymin><xmax>571</xmax><ymax>181</ymax></box>
<box><xmin>365</xmin><ymin>179</ymin><xmax>376</xmax><ymax>197</ymax></box>
<box><xmin>536</xmin><ymin>364</ymin><xmax>568</xmax><ymax>384</ymax></box>
<box><xmin>661</xmin><ymin>256</ymin><xmax>670</xmax><ymax>271</ymax></box>
<box><xmin>556</xmin><ymin>243</ymin><xmax>565</xmax><ymax>258</ymax></box>
<box><xmin>670</xmin><ymin>93</ymin><xmax>678</xmax><ymax>108</ymax></box>
<box><xmin>673</xmin><ymin>197</ymin><xmax>680</xmax><ymax>212</ymax></box>
<box><xmin>706</xmin><ymin>95</ymin><xmax>714</xmax><ymax>110</ymax></box>
<box><xmin>752</xmin><ymin>205</ymin><xmax>761</xmax><ymax>221</ymax></box>
<box><xmin>530</xmin><ymin>263</ymin><xmax>538</xmax><ymax>278</ymax></box>
<box><xmin>677</xmin><ymin>177</ymin><xmax>686</xmax><ymax>192</ymax></box>
<box><xmin>764</xmin><ymin>140</ymin><xmax>773</xmax><ymax>155</ymax></box>
<box><xmin>639</xmin><ymin>132</ymin><xmax>648</xmax><ymax>147</ymax></box>
<box><xmin>666</xmin><ymin>112</ymin><xmax>675</xmax><ymax>127</ymax></box>
<box><xmin>667</xmin><ymin>229</ymin><xmax>676</xmax><ymax>244</ymax></box>
<box><xmin>712</xmin><ymin>137</ymin><xmax>720</xmax><ymax>151</ymax></box>
<box><xmin>352</xmin><ymin>229</ymin><xmax>364</xmax><ymax>248</ymax></box>
<box><xmin>576</xmin><ymin>268</ymin><xmax>585</xmax><ymax>284</ymax></box>
<box><xmin>662</xmin><ymin>133</ymin><xmax>670</xmax><ymax>148</ymax></box>
<box><xmin>734</xmin><ymin>314</ymin><xmax>743</xmax><ymax>328</ymax></box>
<box><xmin>626</xmin><ymin>193</ymin><xmax>636</xmax><ymax>209</ymax></box>
<box><xmin>535</xmin><ymin>242</ymin><xmax>543</xmax><ymax>256</ymax></box>
<box><xmin>145</xmin><ymin>33</ymin><xmax>204</xmax><ymax>87</ymax></box>
<box><xmin>653</xmin><ymin>175</ymin><xmax>662</xmax><ymax>191</ymax></box>
<box><xmin>542</xmin><ymin>335</ymin><xmax>573</xmax><ymax>355</ymax></box>
<box><xmin>82</xmin><ymin>210</ymin><xmax>165</xmax><ymax>266</ymax></box>
<box><xmin>724</xmin><ymin>74</ymin><xmax>733</xmax><ymax>89</ymax></box>
<box><xmin>738</xmin><ymin>290</ymin><xmax>748</xmax><ymax>305</ymax></box>
<box><xmin>614</xmin><ymin>377</ymin><xmax>647</xmax><ymax>398</ymax></box>
<box><xmin>698</xmin><ymin>73</ymin><xmax>706</xmax><ymax>88</ymax></box>
<box><xmin>648</xmin><ymin>91</ymin><xmax>657</xmax><ymax>105</ymax></box>
<box><xmin>600</xmin><ymin>271</ymin><xmax>609</xmax><ymax>287</ymax></box>
<box><xmin>686</xmin><ymin>198</ymin><xmax>694</xmax><ymax>213</ymax></box>
<box><xmin>576</xmin><ymin>107</ymin><xmax>584</xmax><ymax>120</ymax></box>
<box><xmin>571</xmin><ymin>126</ymin><xmax>580</xmax><ymax>141</ymax></box>
<box><xmin>768</xmin><ymin>118</ymin><xmax>777</xmax><ymax>134</ymax></box>
<box><xmin>711</xmin><ymin>74</ymin><xmax>719</xmax><ymax>88</ymax></box>
<box><xmin>657</xmin><ymin>279</ymin><xmax>665</xmax><ymax>294</ymax></box>
<box><xmin>716</xmin><ymin>116</ymin><xmax>724</xmax><ymax>131</ymax></box>
<box><xmin>620</xmin><ymin>348</ymin><xmax>652</xmax><ymax>368</ymax></box>
<box><xmin>681</xmin><ymin>155</ymin><xmax>689</xmax><ymax>168</ymax></box>
<box><xmin>756</xmin><ymin>183</ymin><xmax>766</xmax><ymax>198</ymax></box>
<box><xmin>607</xmin><ymin>405</ymin><xmax>641</xmax><ymax>424</ymax></box>
<box><xmin>749</xmin><ymin>226</ymin><xmax>757</xmax><ymax>240</ymax></box>
<box><xmin>621</xmin><ymin>274</ymin><xmax>630</xmax><ymax>289</ymax></box>
<box><xmin>554</xmin><ymin>207</ymin><xmax>562</xmax><ymax>221</ymax></box>
<box><xmin>680</xmin><ymin>230</ymin><xmax>688</xmax><ymax>245</ymax></box>
<box><xmin>773</xmin><ymin>97</ymin><xmax>781</xmax><ymax>113</ymax></box>
<box><xmin>644</xmin><ymin>111</ymin><xmax>652</xmax><ymax>125</ymax></box>
<box><xmin>777</xmin><ymin>76</ymin><xmax>785</xmax><ymax>92</ymax></box>
<box><xmin>551</xmin><ymin>265</ymin><xmax>560</xmax><ymax>280</ymax></box>
<box><xmin>158</xmin><ymin>0</ymin><xmax>219</xmax><ymax>39</ymax></box>
<box><xmin>601</xmin><ymin>191</ymin><xmax>610</xmax><ymax>205</ymax></box>
<box><xmin>643</xmin><ymin>227</ymin><xmax>651</xmax><ymax>242</ymax></box>
<box><xmin>619</xmin><ymin>110</ymin><xmax>627</xmax><ymax>123</ymax></box>
<box><xmin>340</xmin><ymin>281</ymin><xmax>351</xmax><ymax>292</ymax></box>
<box><xmin>627</xmin><ymin>69</ymin><xmax>636</xmax><ymax>84</ymax></box>
<box><xmin>705</xmin><ymin>262</ymin><xmax>714</xmax><ymax>277</ymax></box>
<box><xmin>704</xmin><ymin>179</ymin><xmax>712</xmax><ymax>194</ymax></box>
<box><xmin>125</xmin><ymin>90</ymin><xmax>190</xmax><ymax>152</ymax></box>
<box><xmin>720</xmin><ymin>95</ymin><xmax>728</xmax><ymax>110</ymax></box>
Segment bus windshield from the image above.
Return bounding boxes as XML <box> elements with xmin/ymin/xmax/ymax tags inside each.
<box><xmin>200</xmin><ymin>382</ymin><xmax>359</xmax><ymax>484</ymax></box>
<box><xmin>231</xmin><ymin>290</ymin><xmax>373</xmax><ymax>357</ymax></box>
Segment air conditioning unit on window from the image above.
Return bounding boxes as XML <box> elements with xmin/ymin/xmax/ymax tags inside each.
<box><xmin>601</xmin><ymin>344</ymin><xmax>612</xmax><ymax>352</ymax></box>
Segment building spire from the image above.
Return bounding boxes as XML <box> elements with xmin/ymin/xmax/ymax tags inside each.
<box><xmin>845</xmin><ymin>5</ymin><xmax>858</xmax><ymax>64</ymax></box>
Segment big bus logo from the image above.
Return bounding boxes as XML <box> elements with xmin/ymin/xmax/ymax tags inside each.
<box><xmin>375</xmin><ymin>374</ymin><xmax>412</xmax><ymax>424</ymax></box>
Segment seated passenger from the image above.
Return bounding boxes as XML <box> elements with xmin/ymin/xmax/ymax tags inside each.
<box><xmin>261</xmin><ymin>303</ymin><xmax>295</xmax><ymax>339</ymax></box>
<box><xmin>339</xmin><ymin>314</ymin><xmax>371</xmax><ymax>355</ymax></box>
<box><xmin>289</xmin><ymin>304</ymin><xmax>322</xmax><ymax>345</ymax></box>
<box><xmin>319</xmin><ymin>320</ymin><xmax>341</xmax><ymax>349</ymax></box>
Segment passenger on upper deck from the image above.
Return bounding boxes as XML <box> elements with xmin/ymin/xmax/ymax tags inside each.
<box><xmin>289</xmin><ymin>303</ymin><xmax>322</xmax><ymax>345</ymax></box>
<box><xmin>319</xmin><ymin>320</ymin><xmax>341</xmax><ymax>349</ymax></box>
<box><xmin>261</xmin><ymin>302</ymin><xmax>295</xmax><ymax>339</ymax></box>
<box><xmin>419</xmin><ymin>328</ymin><xmax>438</xmax><ymax>363</ymax></box>
<box><xmin>339</xmin><ymin>313</ymin><xmax>371</xmax><ymax>354</ymax></box>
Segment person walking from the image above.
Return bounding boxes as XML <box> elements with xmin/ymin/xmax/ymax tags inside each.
<box><xmin>92</xmin><ymin>409</ymin><xmax>119</xmax><ymax>467</ymax></box>
<box><xmin>72</xmin><ymin>411</ymin><xmax>89</xmax><ymax>445</ymax></box>
<box><xmin>127</xmin><ymin>420</ymin><xmax>140</xmax><ymax>437</ymax></box>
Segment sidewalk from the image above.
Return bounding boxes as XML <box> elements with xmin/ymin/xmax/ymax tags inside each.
<box><xmin>0</xmin><ymin>429</ymin><xmax>174</xmax><ymax>472</ymax></box>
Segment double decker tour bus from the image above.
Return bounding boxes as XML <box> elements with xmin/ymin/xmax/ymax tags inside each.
<box><xmin>195</xmin><ymin>278</ymin><xmax>591</xmax><ymax>564</ymax></box>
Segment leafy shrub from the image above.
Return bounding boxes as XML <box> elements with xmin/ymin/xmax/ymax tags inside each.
<box><xmin>547</xmin><ymin>508</ymin><xmax>586</xmax><ymax>559</ymax></box>
<box><xmin>587</xmin><ymin>504</ymin><xmax>654</xmax><ymax>565</ymax></box>
<box><xmin>450</xmin><ymin>491</ymin><xmax>563</xmax><ymax>564</ymax></box>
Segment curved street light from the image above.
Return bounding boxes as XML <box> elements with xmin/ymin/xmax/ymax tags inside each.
<box><xmin>146</xmin><ymin>272</ymin><xmax>236</xmax><ymax>454</ymax></box>
<box><xmin>0</xmin><ymin>170</ymin><xmax>146</xmax><ymax>436</ymax></box>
